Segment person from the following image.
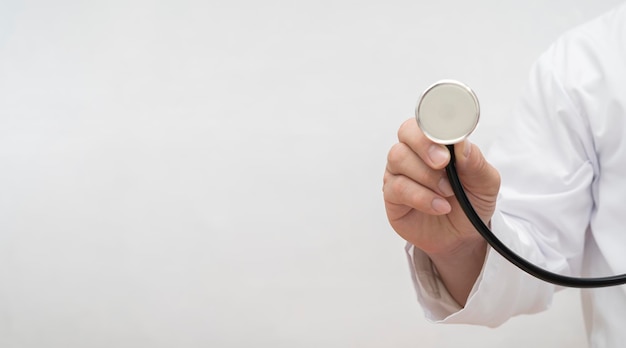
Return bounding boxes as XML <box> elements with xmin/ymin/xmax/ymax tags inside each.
<box><xmin>382</xmin><ymin>3</ymin><xmax>626</xmax><ymax>347</ymax></box>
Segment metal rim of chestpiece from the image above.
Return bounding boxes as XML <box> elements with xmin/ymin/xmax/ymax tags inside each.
<box><xmin>415</xmin><ymin>79</ymin><xmax>480</xmax><ymax>145</ymax></box>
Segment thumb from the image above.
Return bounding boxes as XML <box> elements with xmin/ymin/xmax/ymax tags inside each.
<box><xmin>452</xmin><ymin>139</ymin><xmax>501</xmax><ymax>199</ymax></box>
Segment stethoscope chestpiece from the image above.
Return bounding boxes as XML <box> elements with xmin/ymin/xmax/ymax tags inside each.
<box><xmin>415</xmin><ymin>80</ymin><xmax>480</xmax><ymax>145</ymax></box>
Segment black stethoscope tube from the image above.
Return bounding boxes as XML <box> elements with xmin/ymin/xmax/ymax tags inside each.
<box><xmin>445</xmin><ymin>144</ymin><xmax>626</xmax><ymax>288</ymax></box>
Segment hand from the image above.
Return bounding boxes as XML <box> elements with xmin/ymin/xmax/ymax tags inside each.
<box><xmin>383</xmin><ymin>118</ymin><xmax>501</xmax><ymax>304</ymax></box>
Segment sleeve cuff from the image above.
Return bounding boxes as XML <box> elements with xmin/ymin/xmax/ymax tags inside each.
<box><xmin>405</xmin><ymin>242</ymin><xmax>479</xmax><ymax>321</ymax></box>
<box><xmin>406</xmin><ymin>211</ymin><xmax>555</xmax><ymax>327</ymax></box>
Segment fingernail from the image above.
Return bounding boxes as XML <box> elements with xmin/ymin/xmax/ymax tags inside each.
<box><xmin>432</xmin><ymin>197</ymin><xmax>451</xmax><ymax>214</ymax></box>
<box><xmin>428</xmin><ymin>145</ymin><xmax>450</xmax><ymax>167</ymax></box>
<box><xmin>462</xmin><ymin>139</ymin><xmax>472</xmax><ymax>158</ymax></box>
<box><xmin>438</xmin><ymin>177</ymin><xmax>454</xmax><ymax>197</ymax></box>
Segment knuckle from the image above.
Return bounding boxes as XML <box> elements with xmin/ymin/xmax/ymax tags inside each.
<box><xmin>382</xmin><ymin>169</ymin><xmax>392</xmax><ymax>185</ymax></box>
<box><xmin>397</xmin><ymin>118</ymin><xmax>415</xmax><ymax>141</ymax></box>
<box><xmin>384</xmin><ymin>175</ymin><xmax>434</xmax><ymax>212</ymax></box>
<box><xmin>415</xmin><ymin>167</ymin><xmax>433</xmax><ymax>186</ymax></box>
<box><xmin>388</xmin><ymin>176</ymin><xmax>408</xmax><ymax>199</ymax></box>
<box><xmin>387</xmin><ymin>143</ymin><xmax>407</xmax><ymax>169</ymax></box>
<box><xmin>489</xmin><ymin>167</ymin><xmax>502</xmax><ymax>194</ymax></box>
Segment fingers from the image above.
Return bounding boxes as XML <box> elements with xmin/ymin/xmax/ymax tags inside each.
<box><xmin>395</xmin><ymin>117</ymin><xmax>500</xmax><ymax>200</ymax></box>
<box><xmin>383</xmin><ymin>171</ymin><xmax>452</xmax><ymax>216</ymax></box>
<box><xmin>397</xmin><ymin>118</ymin><xmax>451</xmax><ymax>170</ymax></box>
<box><xmin>386</xmin><ymin>142</ymin><xmax>454</xmax><ymax>198</ymax></box>
<box><xmin>384</xmin><ymin>117</ymin><xmax>456</xmax><ymax>216</ymax></box>
<box><xmin>384</xmin><ymin>117</ymin><xmax>500</xmax><ymax>247</ymax></box>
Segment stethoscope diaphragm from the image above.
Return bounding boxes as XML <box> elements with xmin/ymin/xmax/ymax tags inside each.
<box><xmin>415</xmin><ymin>80</ymin><xmax>480</xmax><ymax>145</ymax></box>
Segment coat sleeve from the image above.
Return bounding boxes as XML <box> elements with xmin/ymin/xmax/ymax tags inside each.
<box><xmin>407</xmin><ymin>33</ymin><xmax>597</xmax><ymax>327</ymax></box>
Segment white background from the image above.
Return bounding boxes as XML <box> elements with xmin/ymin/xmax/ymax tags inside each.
<box><xmin>0</xmin><ymin>0</ymin><xmax>624</xmax><ymax>347</ymax></box>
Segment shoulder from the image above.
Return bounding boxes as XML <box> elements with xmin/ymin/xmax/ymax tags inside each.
<box><xmin>523</xmin><ymin>4</ymin><xmax>626</xmax><ymax>131</ymax></box>
<box><xmin>540</xmin><ymin>4</ymin><xmax>626</xmax><ymax>90</ymax></box>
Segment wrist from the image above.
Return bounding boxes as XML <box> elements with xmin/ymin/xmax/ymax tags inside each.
<box><xmin>425</xmin><ymin>235</ymin><xmax>488</xmax><ymax>306</ymax></box>
<box><xmin>427</xmin><ymin>235</ymin><xmax>488</xmax><ymax>270</ymax></box>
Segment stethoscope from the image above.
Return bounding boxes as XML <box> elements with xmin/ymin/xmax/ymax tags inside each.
<box><xmin>416</xmin><ymin>80</ymin><xmax>626</xmax><ymax>288</ymax></box>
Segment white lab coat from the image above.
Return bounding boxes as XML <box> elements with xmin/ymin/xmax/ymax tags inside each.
<box><xmin>408</xmin><ymin>4</ymin><xmax>626</xmax><ymax>347</ymax></box>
